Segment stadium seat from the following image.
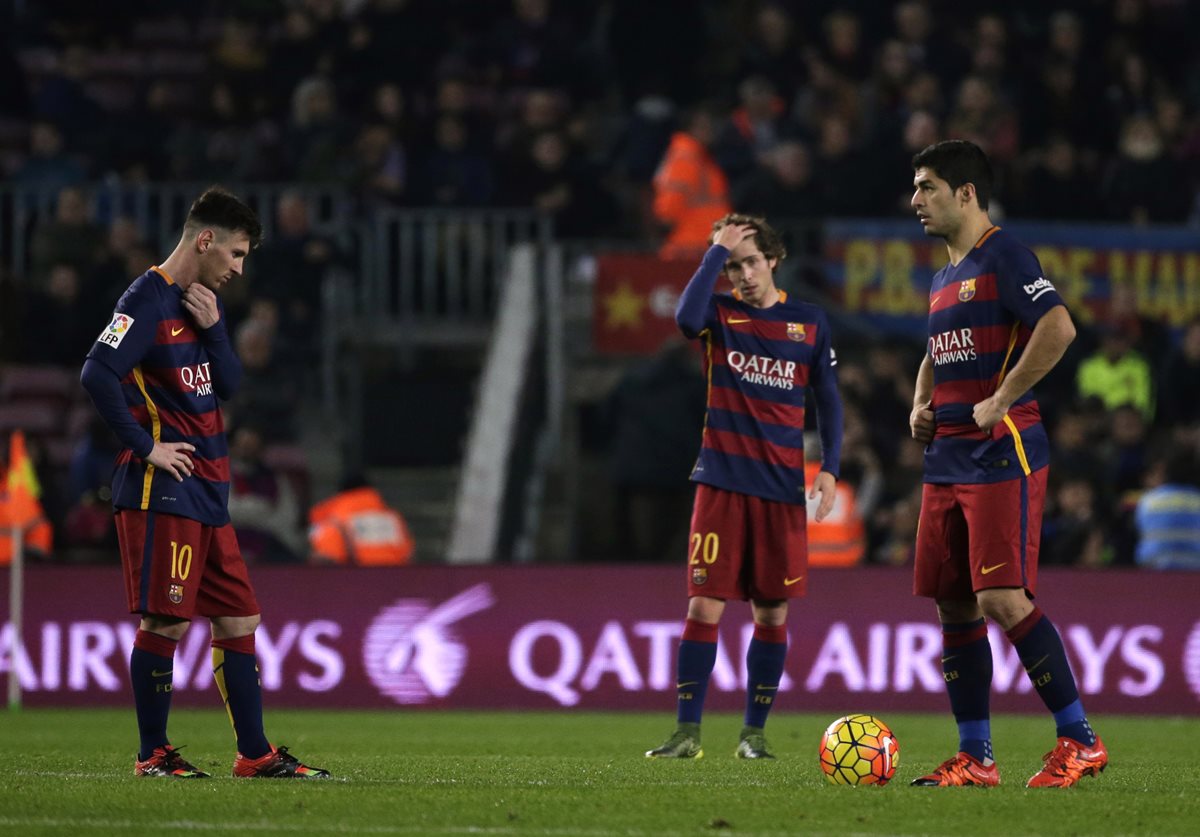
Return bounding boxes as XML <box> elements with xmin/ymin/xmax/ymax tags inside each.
<box><xmin>0</xmin><ymin>401</ymin><xmax>64</xmax><ymax>438</ymax></box>
<box><xmin>0</xmin><ymin>364</ymin><xmax>78</xmax><ymax>406</ymax></box>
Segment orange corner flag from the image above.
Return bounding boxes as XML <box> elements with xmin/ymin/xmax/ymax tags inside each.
<box><xmin>6</xmin><ymin>430</ymin><xmax>42</xmax><ymax>529</ymax></box>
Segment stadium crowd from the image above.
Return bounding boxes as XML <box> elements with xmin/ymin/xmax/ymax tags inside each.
<box><xmin>2</xmin><ymin>0</ymin><xmax>1200</xmax><ymax>568</ymax></box>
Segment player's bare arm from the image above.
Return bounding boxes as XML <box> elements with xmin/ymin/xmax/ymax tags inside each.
<box><xmin>182</xmin><ymin>283</ymin><xmax>221</xmax><ymax>329</ymax></box>
<box><xmin>910</xmin><ymin>353</ymin><xmax>935</xmax><ymax>444</ymax></box>
<box><xmin>808</xmin><ymin>470</ymin><xmax>838</xmax><ymax>522</ymax></box>
<box><xmin>973</xmin><ymin>305</ymin><xmax>1076</xmax><ymax>432</ymax></box>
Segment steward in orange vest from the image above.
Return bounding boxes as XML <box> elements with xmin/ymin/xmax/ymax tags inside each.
<box><xmin>652</xmin><ymin>104</ymin><xmax>731</xmax><ymax>259</ymax></box>
<box><xmin>804</xmin><ymin>461</ymin><xmax>865</xmax><ymax>567</ymax></box>
<box><xmin>308</xmin><ymin>481</ymin><xmax>414</xmax><ymax>566</ymax></box>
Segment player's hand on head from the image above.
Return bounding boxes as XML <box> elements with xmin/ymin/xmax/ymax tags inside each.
<box><xmin>182</xmin><ymin>283</ymin><xmax>220</xmax><ymax>329</ymax></box>
<box><xmin>910</xmin><ymin>402</ymin><xmax>935</xmax><ymax>445</ymax></box>
<box><xmin>146</xmin><ymin>441</ymin><xmax>197</xmax><ymax>482</ymax></box>
<box><xmin>809</xmin><ymin>470</ymin><xmax>838</xmax><ymax>522</ymax></box>
<box><xmin>713</xmin><ymin>223</ymin><xmax>754</xmax><ymax>251</ymax></box>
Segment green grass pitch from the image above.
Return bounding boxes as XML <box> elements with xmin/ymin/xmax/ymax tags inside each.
<box><xmin>1</xmin><ymin>709</ymin><xmax>1198</xmax><ymax>836</ymax></box>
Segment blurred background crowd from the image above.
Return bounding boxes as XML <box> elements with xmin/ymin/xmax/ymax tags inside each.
<box><xmin>1</xmin><ymin>0</ymin><xmax>1199</xmax><ymax>569</ymax></box>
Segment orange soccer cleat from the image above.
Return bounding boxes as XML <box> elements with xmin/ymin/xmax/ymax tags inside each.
<box><xmin>1026</xmin><ymin>736</ymin><xmax>1108</xmax><ymax>788</ymax></box>
<box><xmin>233</xmin><ymin>745</ymin><xmax>331</xmax><ymax>779</ymax></box>
<box><xmin>911</xmin><ymin>751</ymin><xmax>1000</xmax><ymax>787</ymax></box>
<box><xmin>135</xmin><ymin>745</ymin><xmax>210</xmax><ymax>778</ymax></box>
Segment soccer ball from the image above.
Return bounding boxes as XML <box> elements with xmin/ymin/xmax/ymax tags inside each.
<box><xmin>818</xmin><ymin>714</ymin><xmax>899</xmax><ymax>786</ymax></box>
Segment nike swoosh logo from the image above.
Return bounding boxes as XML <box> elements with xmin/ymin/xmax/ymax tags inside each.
<box><xmin>171</xmin><ymin>326</ymin><xmax>185</xmax><ymax>336</ymax></box>
<box><xmin>980</xmin><ymin>563</ymin><xmax>1007</xmax><ymax>575</ymax></box>
<box><xmin>755</xmin><ymin>685</ymin><xmax>778</xmax><ymax>691</ymax></box>
<box><xmin>151</xmin><ymin>669</ymin><xmax>173</xmax><ymax>677</ymax></box>
<box><xmin>676</xmin><ymin>681</ymin><xmax>698</xmax><ymax>688</ymax></box>
<box><xmin>727</xmin><ymin>317</ymin><xmax>752</xmax><ymax>324</ymax></box>
<box><xmin>1025</xmin><ymin>655</ymin><xmax>1050</xmax><ymax>673</ymax></box>
<box><xmin>940</xmin><ymin>656</ymin><xmax>958</xmax><ymax>664</ymax></box>
<box><xmin>783</xmin><ymin>576</ymin><xmax>804</xmax><ymax>586</ymax></box>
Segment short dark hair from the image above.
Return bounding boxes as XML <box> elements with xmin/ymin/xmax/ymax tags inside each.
<box><xmin>911</xmin><ymin>140</ymin><xmax>993</xmax><ymax>210</ymax></box>
<box><xmin>184</xmin><ymin>186</ymin><xmax>263</xmax><ymax>248</ymax></box>
<box><xmin>710</xmin><ymin>212</ymin><xmax>787</xmax><ymax>264</ymax></box>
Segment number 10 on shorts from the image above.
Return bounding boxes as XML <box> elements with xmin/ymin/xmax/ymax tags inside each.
<box><xmin>170</xmin><ymin>540</ymin><xmax>193</xmax><ymax>580</ymax></box>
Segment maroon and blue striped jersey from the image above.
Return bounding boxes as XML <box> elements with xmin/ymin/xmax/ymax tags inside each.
<box><xmin>85</xmin><ymin>267</ymin><xmax>237</xmax><ymax>525</ymax></box>
<box><xmin>676</xmin><ymin>245</ymin><xmax>843</xmax><ymax>505</ymax></box>
<box><xmin>924</xmin><ymin>226</ymin><xmax>1065</xmax><ymax>484</ymax></box>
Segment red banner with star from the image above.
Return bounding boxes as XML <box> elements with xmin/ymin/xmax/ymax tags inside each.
<box><xmin>592</xmin><ymin>254</ymin><xmax>700</xmax><ymax>354</ymax></box>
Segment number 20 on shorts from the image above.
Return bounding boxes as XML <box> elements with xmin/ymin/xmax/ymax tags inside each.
<box><xmin>169</xmin><ymin>541</ymin><xmax>193</xmax><ymax>580</ymax></box>
<box><xmin>689</xmin><ymin>532</ymin><xmax>719</xmax><ymax>565</ymax></box>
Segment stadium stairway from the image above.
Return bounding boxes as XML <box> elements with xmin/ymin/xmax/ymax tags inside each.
<box><xmin>367</xmin><ymin>465</ymin><xmax>460</xmax><ymax>563</ymax></box>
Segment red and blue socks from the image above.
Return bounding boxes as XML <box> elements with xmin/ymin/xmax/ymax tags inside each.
<box><xmin>130</xmin><ymin>629</ymin><xmax>178</xmax><ymax>760</ymax></box>
<box><xmin>1006</xmin><ymin>607</ymin><xmax>1096</xmax><ymax>746</ymax></box>
<box><xmin>941</xmin><ymin>618</ymin><xmax>994</xmax><ymax>765</ymax></box>
<box><xmin>212</xmin><ymin>634</ymin><xmax>271</xmax><ymax>759</ymax></box>
<box><xmin>744</xmin><ymin>623</ymin><xmax>787</xmax><ymax>731</ymax></box>
<box><xmin>675</xmin><ymin>619</ymin><xmax>718</xmax><ymax>725</ymax></box>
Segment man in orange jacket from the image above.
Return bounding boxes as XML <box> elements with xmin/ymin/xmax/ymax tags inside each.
<box><xmin>652</xmin><ymin>103</ymin><xmax>732</xmax><ymax>259</ymax></box>
<box><xmin>308</xmin><ymin>474</ymin><xmax>414</xmax><ymax>565</ymax></box>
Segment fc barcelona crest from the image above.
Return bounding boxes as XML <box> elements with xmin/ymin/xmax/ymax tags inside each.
<box><xmin>168</xmin><ymin>584</ymin><xmax>184</xmax><ymax>604</ymax></box>
<box><xmin>692</xmin><ymin>567</ymin><xmax>708</xmax><ymax>586</ymax></box>
<box><xmin>958</xmin><ymin>278</ymin><xmax>977</xmax><ymax>302</ymax></box>
<box><xmin>786</xmin><ymin>322</ymin><xmax>806</xmax><ymax>342</ymax></box>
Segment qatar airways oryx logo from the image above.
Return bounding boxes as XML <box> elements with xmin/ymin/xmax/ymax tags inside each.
<box><xmin>363</xmin><ymin>583</ymin><xmax>496</xmax><ymax>704</ymax></box>
<box><xmin>930</xmin><ymin>327</ymin><xmax>977</xmax><ymax>366</ymax></box>
<box><xmin>179</xmin><ymin>362</ymin><xmax>213</xmax><ymax>396</ymax></box>
<box><xmin>726</xmin><ymin>350</ymin><xmax>797</xmax><ymax>390</ymax></box>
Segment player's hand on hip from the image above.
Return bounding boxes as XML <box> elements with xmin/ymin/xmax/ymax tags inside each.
<box><xmin>910</xmin><ymin>402</ymin><xmax>935</xmax><ymax>444</ymax></box>
<box><xmin>146</xmin><ymin>441</ymin><xmax>196</xmax><ymax>482</ymax></box>
<box><xmin>809</xmin><ymin>470</ymin><xmax>837</xmax><ymax>522</ymax></box>
<box><xmin>972</xmin><ymin>395</ymin><xmax>1007</xmax><ymax>433</ymax></box>
<box><xmin>182</xmin><ymin>283</ymin><xmax>220</xmax><ymax>329</ymax></box>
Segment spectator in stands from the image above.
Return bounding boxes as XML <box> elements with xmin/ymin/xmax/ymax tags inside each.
<box><xmin>417</xmin><ymin>114</ymin><xmax>495</xmax><ymax>207</ymax></box>
<box><xmin>308</xmin><ymin>473</ymin><xmax>414</xmax><ymax>565</ymax></box>
<box><xmin>1017</xmin><ymin>136</ymin><xmax>1103</xmax><ymax>222</ymax></box>
<box><xmin>251</xmin><ymin>189</ymin><xmax>342</xmax><ymax>355</ymax></box>
<box><xmin>1134</xmin><ymin>449</ymin><xmax>1200</xmax><ymax>570</ymax></box>
<box><xmin>651</xmin><ymin>102</ymin><xmax>731</xmax><ymax>258</ymax></box>
<box><xmin>351</xmin><ymin>123</ymin><xmax>407</xmax><ymax>206</ymax></box>
<box><xmin>20</xmin><ymin>262</ymin><xmax>95</xmax><ymax>365</ymax></box>
<box><xmin>10</xmin><ymin>119</ymin><xmax>85</xmax><ymax>190</ymax></box>
<box><xmin>1103</xmin><ymin>114</ymin><xmax>1193</xmax><ymax>224</ymax></box>
<box><xmin>733</xmin><ymin>140</ymin><xmax>820</xmax><ymax>223</ymax></box>
<box><xmin>29</xmin><ymin>186</ymin><xmax>106</xmax><ymax>285</ymax></box>
<box><xmin>1041</xmin><ymin>476</ymin><xmax>1109</xmax><ymax>567</ymax></box>
<box><xmin>1158</xmin><ymin>320</ymin><xmax>1200</xmax><ymax>429</ymax></box>
<box><xmin>227</xmin><ymin>423</ymin><xmax>304</xmax><ymax>564</ymax></box>
<box><xmin>288</xmin><ymin>75</ymin><xmax>350</xmax><ymax>184</ymax></box>
<box><xmin>500</xmin><ymin>130</ymin><xmax>617</xmax><ymax>238</ymax></box>
<box><xmin>600</xmin><ymin>338</ymin><xmax>706</xmax><ymax>562</ymax></box>
<box><xmin>725</xmin><ymin>76</ymin><xmax>790</xmax><ymax>175</ymax></box>
<box><xmin>737</xmin><ymin>3</ymin><xmax>807</xmax><ymax>104</ymax></box>
<box><xmin>226</xmin><ymin>318</ymin><xmax>301</xmax><ymax>441</ymax></box>
<box><xmin>1077</xmin><ymin>323</ymin><xmax>1154</xmax><ymax>421</ymax></box>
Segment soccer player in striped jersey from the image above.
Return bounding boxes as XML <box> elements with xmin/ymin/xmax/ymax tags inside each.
<box><xmin>80</xmin><ymin>187</ymin><xmax>329</xmax><ymax>780</ymax></box>
<box><xmin>906</xmin><ymin>141</ymin><xmax>1106</xmax><ymax>788</ymax></box>
<box><xmin>646</xmin><ymin>213</ymin><xmax>843</xmax><ymax>760</ymax></box>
